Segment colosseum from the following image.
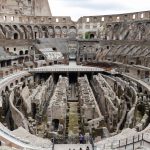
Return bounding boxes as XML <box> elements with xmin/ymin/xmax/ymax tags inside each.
<box><xmin>0</xmin><ymin>0</ymin><xmax>150</xmax><ymax>150</ymax></box>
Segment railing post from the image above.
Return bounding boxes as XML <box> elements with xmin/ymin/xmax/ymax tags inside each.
<box><xmin>133</xmin><ymin>136</ymin><xmax>134</xmax><ymax>150</ymax></box>
<box><xmin>125</xmin><ymin>138</ymin><xmax>127</xmax><ymax>149</ymax></box>
<box><xmin>90</xmin><ymin>136</ymin><xmax>95</xmax><ymax>150</ymax></box>
<box><xmin>52</xmin><ymin>137</ymin><xmax>55</xmax><ymax>150</ymax></box>
<box><xmin>142</xmin><ymin>133</ymin><xmax>144</xmax><ymax>146</ymax></box>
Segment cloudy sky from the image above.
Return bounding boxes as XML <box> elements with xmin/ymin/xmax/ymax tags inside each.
<box><xmin>49</xmin><ymin>0</ymin><xmax>150</xmax><ymax>21</ymax></box>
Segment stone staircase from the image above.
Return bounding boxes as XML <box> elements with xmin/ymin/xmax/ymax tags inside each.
<box><xmin>54</xmin><ymin>144</ymin><xmax>92</xmax><ymax>150</ymax></box>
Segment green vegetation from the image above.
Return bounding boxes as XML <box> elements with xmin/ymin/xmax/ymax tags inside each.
<box><xmin>68</xmin><ymin>102</ymin><xmax>79</xmax><ymax>135</ymax></box>
<box><xmin>85</xmin><ymin>32</ymin><xmax>91</xmax><ymax>39</ymax></box>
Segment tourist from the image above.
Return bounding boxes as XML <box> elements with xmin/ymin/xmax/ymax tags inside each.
<box><xmin>79</xmin><ymin>134</ymin><xmax>84</xmax><ymax>144</ymax></box>
<box><xmin>86</xmin><ymin>146</ymin><xmax>90</xmax><ymax>150</ymax></box>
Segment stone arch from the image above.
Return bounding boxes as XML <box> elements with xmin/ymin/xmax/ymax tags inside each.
<box><xmin>42</xmin><ymin>26</ymin><xmax>48</xmax><ymax>38</ymax></box>
<box><xmin>0</xmin><ymin>25</ymin><xmax>5</xmax><ymax>39</ymax></box>
<box><xmin>33</xmin><ymin>26</ymin><xmax>41</xmax><ymax>39</ymax></box>
<box><xmin>69</xmin><ymin>26</ymin><xmax>77</xmax><ymax>33</ymax></box>
<box><xmin>62</xmin><ymin>26</ymin><xmax>68</xmax><ymax>37</ymax></box>
<box><xmin>13</xmin><ymin>25</ymin><xmax>22</xmax><ymax>39</ymax></box>
<box><xmin>15</xmin><ymin>80</ymin><xmax>19</xmax><ymax>85</ymax></box>
<box><xmin>48</xmin><ymin>26</ymin><xmax>54</xmax><ymax>38</ymax></box>
<box><xmin>90</xmin><ymin>33</ymin><xmax>95</xmax><ymax>39</ymax></box>
<box><xmin>69</xmin><ymin>26</ymin><xmax>77</xmax><ymax>38</ymax></box>
<box><xmin>25</xmin><ymin>50</ymin><xmax>29</xmax><ymax>55</ymax></box>
<box><xmin>20</xmin><ymin>77</ymin><xmax>25</xmax><ymax>82</ymax></box>
<box><xmin>5</xmin><ymin>86</ymin><xmax>9</xmax><ymax>92</ymax></box>
<box><xmin>4</xmin><ymin>25</ymin><xmax>13</xmax><ymax>39</ymax></box>
<box><xmin>19</xmin><ymin>50</ymin><xmax>24</xmax><ymax>55</ymax></box>
<box><xmin>52</xmin><ymin>119</ymin><xmax>60</xmax><ymax>130</ymax></box>
<box><xmin>20</xmin><ymin>25</ymin><xmax>28</xmax><ymax>39</ymax></box>
<box><xmin>13</xmin><ymin>32</ymin><xmax>19</xmax><ymax>39</ymax></box>
<box><xmin>113</xmin><ymin>24</ymin><xmax>120</xmax><ymax>40</ymax></box>
<box><xmin>106</xmin><ymin>24</ymin><xmax>113</xmax><ymax>40</ymax></box>
<box><xmin>5</xmin><ymin>25</ymin><xmax>12</xmax><ymax>30</ymax></box>
<box><xmin>10</xmin><ymin>83</ymin><xmax>13</xmax><ymax>88</ymax></box>
<box><xmin>113</xmin><ymin>24</ymin><xmax>120</xmax><ymax>31</ymax></box>
<box><xmin>145</xmin><ymin>22</ymin><xmax>150</xmax><ymax>40</ymax></box>
<box><xmin>27</xmin><ymin>25</ymin><xmax>33</xmax><ymax>39</ymax></box>
<box><xmin>55</xmin><ymin>26</ymin><xmax>61</xmax><ymax>38</ymax></box>
<box><xmin>137</xmin><ymin>23</ymin><xmax>145</xmax><ymax>40</ymax></box>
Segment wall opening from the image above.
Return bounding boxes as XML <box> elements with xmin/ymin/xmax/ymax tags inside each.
<box><xmin>52</xmin><ymin>119</ymin><xmax>59</xmax><ymax>130</ymax></box>
<box><xmin>90</xmin><ymin>34</ymin><xmax>95</xmax><ymax>39</ymax></box>
<box><xmin>14</xmin><ymin>33</ymin><xmax>18</xmax><ymax>39</ymax></box>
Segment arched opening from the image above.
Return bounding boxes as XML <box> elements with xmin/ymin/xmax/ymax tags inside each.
<box><xmin>5</xmin><ymin>86</ymin><xmax>9</xmax><ymax>92</ymax></box>
<box><xmin>145</xmin><ymin>91</ymin><xmax>148</xmax><ymax>95</ymax></box>
<box><xmin>145</xmin><ymin>71</ymin><xmax>149</xmax><ymax>78</ymax></box>
<box><xmin>20</xmin><ymin>78</ymin><xmax>24</xmax><ymax>82</ymax></box>
<box><xmin>10</xmin><ymin>83</ymin><xmax>13</xmax><ymax>88</ymax></box>
<box><xmin>31</xmin><ymin>103</ymin><xmax>37</xmax><ymax>119</ymax></box>
<box><xmin>137</xmin><ymin>70</ymin><xmax>140</xmax><ymax>76</ymax></box>
<box><xmin>22</xmin><ymin>82</ymin><xmax>26</xmax><ymax>89</ymax></box>
<box><xmin>48</xmin><ymin>26</ymin><xmax>54</xmax><ymax>37</ymax></box>
<box><xmin>35</xmin><ymin>32</ymin><xmax>37</xmax><ymax>39</ymax></box>
<box><xmin>0</xmin><ymin>25</ymin><xmax>5</xmax><ymax>36</ymax></box>
<box><xmin>42</xmin><ymin>26</ymin><xmax>48</xmax><ymax>38</ymax></box>
<box><xmin>15</xmin><ymin>80</ymin><xmax>18</xmax><ymax>85</ymax></box>
<box><xmin>69</xmin><ymin>26</ymin><xmax>77</xmax><ymax>38</ymax></box>
<box><xmin>25</xmin><ymin>50</ymin><xmax>28</xmax><ymax>55</ymax></box>
<box><xmin>27</xmin><ymin>25</ymin><xmax>33</xmax><ymax>39</ymax></box>
<box><xmin>19</xmin><ymin>51</ymin><xmax>24</xmax><ymax>55</ymax></box>
<box><xmin>55</xmin><ymin>26</ymin><xmax>61</xmax><ymax>38</ymax></box>
<box><xmin>62</xmin><ymin>26</ymin><xmax>68</xmax><ymax>37</ymax></box>
<box><xmin>52</xmin><ymin>119</ymin><xmax>59</xmax><ymax>131</ymax></box>
<box><xmin>33</xmin><ymin>26</ymin><xmax>40</xmax><ymax>39</ymax></box>
<box><xmin>20</xmin><ymin>25</ymin><xmax>28</xmax><ymax>39</ymax></box>
<box><xmin>14</xmin><ymin>33</ymin><xmax>18</xmax><ymax>39</ymax></box>
<box><xmin>53</xmin><ymin>48</ymin><xmax>57</xmax><ymax>51</ymax></box>
<box><xmin>90</xmin><ymin>34</ymin><xmax>95</xmax><ymax>39</ymax></box>
<box><xmin>138</xmin><ymin>86</ymin><xmax>142</xmax><ymax>93</ymax></box>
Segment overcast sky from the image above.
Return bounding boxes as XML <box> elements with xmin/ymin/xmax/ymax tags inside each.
<box><xmin>49</xmin><ymin>0</ymin><xmax>150</xmax><ymax>21</ymax></box>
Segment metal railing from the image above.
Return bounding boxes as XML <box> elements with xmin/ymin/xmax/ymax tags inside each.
<box><xmin>90</xmin><ymin>136</ymin><xmax>96</xmax><ymax>150</ymax></box>
<box><xmin>51</xmin><ymin>137</ymin><xmax>55</xmax><ymax>150</ymax></box>
<box><xmin>96</xmin><ymin>133</ymin><xmax>150</xmax><ymax>149</ymax></box>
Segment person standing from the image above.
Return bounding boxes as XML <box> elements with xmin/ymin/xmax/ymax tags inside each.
<box><xmin>79</xmin><ymin>134</ymin><xmax>84</xmax><ymax>144</ymax></box>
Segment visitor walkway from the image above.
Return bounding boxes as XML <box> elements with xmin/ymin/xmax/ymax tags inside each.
<box><xmin>29</xmin><ymin>61</ymin><xmax>103</xmax><ymax>73</ymax></box>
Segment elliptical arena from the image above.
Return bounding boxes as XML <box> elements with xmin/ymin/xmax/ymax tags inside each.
<box><xmin>0</xmin><ymin>1</ymin><xmax>150</xmax><ymax>150</ymax></box>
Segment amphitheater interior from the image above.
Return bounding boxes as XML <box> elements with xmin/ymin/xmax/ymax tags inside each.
<box><xmin>0</xmin><ymin>0</ymin><xmax>150</xmax><ymax>150</ymax></box>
